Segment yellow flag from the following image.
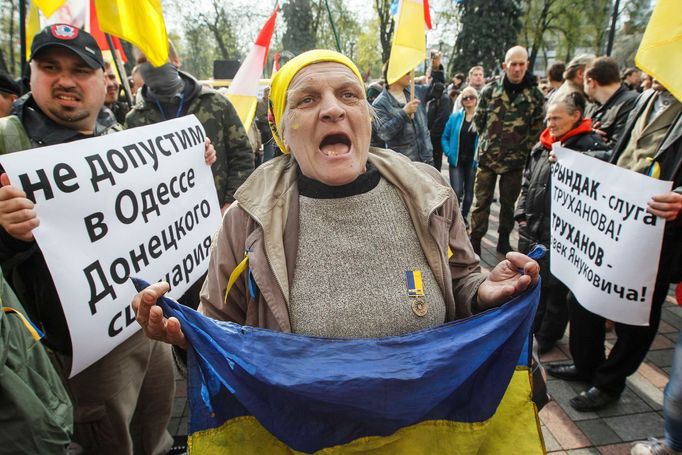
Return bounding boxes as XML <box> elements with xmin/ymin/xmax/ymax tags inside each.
<box><xmin>94</xmin><ymin>0</ymin><xmax>168</xmax><ymax>67</ymax></box>
<box><xmin>635</xmin><ymin>0</ymin><xmax>682</xmax><ymax>102</ymax></box>
<box><xmin>32</xmin><ymin>0</ymin><xmax>66</xmax><ymax>18</ymax></box>
<box><xmin>26</xmin><ymin>2</ymin><xmax>42</xmax><ymax>59</ymax></box>
<box><xmin>386</xmin><ymin>0</ymin><xmax>427</xmax><ymax>85</ymax></box>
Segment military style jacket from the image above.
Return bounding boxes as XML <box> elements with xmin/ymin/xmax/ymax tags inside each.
<box><xmin>125</xmin><ymin>72</ymin><xmax>254</xmax><ymax>205</ymax></box>
<box><xmin>473</xmin><ymin>77</ymin><xmax>545</xmax><ymax>174</ymax></box>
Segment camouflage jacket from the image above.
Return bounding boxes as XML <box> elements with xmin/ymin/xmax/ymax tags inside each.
<box><xmin>125</xmin><ymin>72</ymin><xmax>254</xmax><ymax>204</ymax></box>
<box><xmin>473</xmin><ymin>77</ymin><xmax>545</xmax><ymax>173</ymax></box>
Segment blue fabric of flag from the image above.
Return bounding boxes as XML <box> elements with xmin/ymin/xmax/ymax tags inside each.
<box><xmin>139</xmin><ymin>277</ymin><xmax>540</xmax><ymax>454</ymax></box>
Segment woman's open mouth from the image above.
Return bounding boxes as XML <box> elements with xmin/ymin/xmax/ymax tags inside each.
<box><xmin>319</xmin><ymin>133</ymin><xmax>352</xmax><ymax>157</ymax></box>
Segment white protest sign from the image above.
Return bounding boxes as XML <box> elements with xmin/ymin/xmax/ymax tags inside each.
<box><xmin>0</xmin><ymin>116</ymin><xmax>222</xmax><ymax>376</ymax></box>
<box><xmin>550</xmin><ymin>145</ymin><xmax>671</xmax><ymax>326</ymax></box>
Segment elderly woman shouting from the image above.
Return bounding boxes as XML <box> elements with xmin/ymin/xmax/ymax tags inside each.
<box><xmin>133</xmin><ymin>50</ymin><xmax>538</xmax><ymax>349</ymax></box>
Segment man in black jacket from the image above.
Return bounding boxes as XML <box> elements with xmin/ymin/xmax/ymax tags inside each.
<box><xmin>548</xmin><ymin>80</ymin><xmax>682</xmax><ymax>412</ymax></box>
<box><xmin>427</xmin><ymin>82</ymin><xmax>453</xmax><ymax>170</ymax></box>
<box><xmin>584</xmin><ymin>57</ymin><xmax>638</xmax><ymax>149</ymax></box>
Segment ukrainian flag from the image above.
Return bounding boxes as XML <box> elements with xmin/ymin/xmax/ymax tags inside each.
<box><xmin>151</xmin><ymin>281</ymin><xmax>544</xmax><ymax>454</ymax></box>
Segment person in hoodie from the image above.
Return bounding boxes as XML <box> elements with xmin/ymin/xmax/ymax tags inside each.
<box><xmin>125</xmin><ymin>42</ymin><xmax>254</xmax><ymax>214</ymax></box>
<box><xmin>515</xmin><ymin>92</ymin><xmax>609</xmax><ymax>354</ymax></box>
<box><xmin>426</xmin><ymin>81</ymin><xmax>453</xmax><ymax>170</ymax></box>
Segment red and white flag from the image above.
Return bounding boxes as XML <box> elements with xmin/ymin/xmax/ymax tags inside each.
<box><xmin>272</xmin><ymin>52</ymin><xmax>280</xmax><ymax>76</ymax></box>
<box><xmin>227</xmin><ymin>6</ymin><xmax>279</xmax><ymax>129</ymax></box>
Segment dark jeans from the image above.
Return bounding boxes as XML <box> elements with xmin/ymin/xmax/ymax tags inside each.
<box><xmin>665</xmin><ymin>331</ymin><xmax>682</xmax><ymax>451</ymax></box>
<box><xmin>262</xmin><ymin>140</ymin><xmax>276</xmax><ymax>162</ymax></box>
<box><xmin>431</xmin><ymin>134</ymin><xmax>444</xmax><ymax>171</ymax></box>
<box><xmin>535</xmin><ymin>280</ymin><xmax>569</xmax><ymax>345</ymax></box>
<box><xmin>449</xmin><ymin>164</ymin><xmax>476</xmax><ymax>219</ymax></box>
<box><xmin>568</xmin><ymin>278</ymin><xmax>669</xmax><ymax>395</ymax></box>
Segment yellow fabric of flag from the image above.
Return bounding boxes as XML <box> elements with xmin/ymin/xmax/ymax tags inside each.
<box><xmin>386</xmin><ymin>0</ymin><xmax>426</xmax><ymax>85</ymax></box>
<box><xmin>32</xmin><ymin>0</ymin><xmax>66</xmax><ymax>18</ymax></box>
<box><xmin>635</xmin><ymin>0</ymin><xmax>682</xmax><ymax>102</ymax></box>
<box><xmin>93</xmin><ymin>0</ymin><xmax>168</xmax><ymax>67</ymax></box>
<box><xmin>26</xmin><ymin>2</ymin><xmax>42</xmax><ymax>59</ymax></box>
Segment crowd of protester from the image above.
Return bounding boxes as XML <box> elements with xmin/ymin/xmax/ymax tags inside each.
<box><xmin>0</xmin><ymin>23</ymin><xmax>680</xmax><ymax>455</ymax></box>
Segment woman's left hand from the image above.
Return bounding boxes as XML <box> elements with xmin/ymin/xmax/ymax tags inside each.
<box><xmin>204</xmin><ymin>138</ymin><xmax>216</xmax><ymax>165</ymax></box>
<box><xmin>477</xmin><ymin>252</ymin><xmax>540</xmax><ymax>310</ymax></box>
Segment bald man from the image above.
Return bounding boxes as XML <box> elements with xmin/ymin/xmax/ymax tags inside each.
<box><xmin>470</xmin><ymin>45</ymin><xmax>545</xmax><ymax>255</ymax></box>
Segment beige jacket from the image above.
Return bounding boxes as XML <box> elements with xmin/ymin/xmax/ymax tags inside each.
<box><xmin>198</xmin><ymin>147</ymin><xmax>486</xmax><ymax>331</ymax></box>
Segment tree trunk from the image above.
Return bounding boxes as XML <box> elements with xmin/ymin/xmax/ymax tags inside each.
<box><xmin>0</xmin><ymin>48</ymin><xmax>8</xmax><ymax>75</ymax></box>
<box><xmin>9</xmin><ymin>0</ymin><xmax>16</xmax><ymax>75</ymax></box>
<box><xmin>374</xmin><ymin>0</ymin><xmax>393</xmax><ymax>64</ymax></box>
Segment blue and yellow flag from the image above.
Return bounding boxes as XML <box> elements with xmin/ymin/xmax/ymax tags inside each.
<box><xmin>152</xmin><ymin>281</ymin><xmax>544</xmax><ymax>454</ymax></box>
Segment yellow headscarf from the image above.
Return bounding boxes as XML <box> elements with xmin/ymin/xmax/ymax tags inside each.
<box><xmin>268</xmin><ymin>49</ymin><xmax>364</xmax><ymax>154</ymax></box>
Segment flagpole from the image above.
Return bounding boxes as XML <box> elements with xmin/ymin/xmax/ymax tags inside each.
<box><xmin>409</xmin><ymin>69</ymin><xmax>415</xmax><ymax>119</ymax></box>
<box><xmin>323</xmin><ymin>0</ymin><xmax>342</xmax><ymax>52</ymax></box>
<box><xmin>19</xmin><ymin>0</ymin><xmax>27</xmax><ymax>80</ymax></box>
<box><xmin>104</xmin><ymin>33</ymin><xmax>134</xmax><ymax>107</ymax></box>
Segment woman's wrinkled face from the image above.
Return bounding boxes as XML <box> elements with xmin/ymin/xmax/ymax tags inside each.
<box><xmin>281</xmin><ymin>62</ymin><xmax>371</xmax><ymax>186</ymax></box>
<box><xmin>545</xmin><ymin>103</ymin><xmax>581</xmax><ymax>139</ymax></box>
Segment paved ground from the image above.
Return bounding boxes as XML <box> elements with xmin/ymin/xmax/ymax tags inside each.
<box><xmin>168</xmin><ymin>190</ymin><xmax>676</xmax><ymax>454</ymax></box>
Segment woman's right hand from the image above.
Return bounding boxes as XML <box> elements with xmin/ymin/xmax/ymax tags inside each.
<box><xmin>132</xmin><ymin>281</ymin><xmax>188</xmax><ymax>350</ymax></box>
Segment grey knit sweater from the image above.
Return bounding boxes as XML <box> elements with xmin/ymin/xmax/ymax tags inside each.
<box><xmin>289</xmin><ymin>177</ymin><xmax>446</xmax><ymax>338</ymax></box>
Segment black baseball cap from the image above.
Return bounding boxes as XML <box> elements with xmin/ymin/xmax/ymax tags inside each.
<box><xmin>30</xmin><ymin>24</ymin><xmax>104</xmax><ymax>69</ymax></box>
<box><xmin>0</xmin><ymin>73</ymin><xmax>20</xmax><ymax>96</ymax></box>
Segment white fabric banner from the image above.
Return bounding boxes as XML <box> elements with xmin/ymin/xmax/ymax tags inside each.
<box><xmin>550</xmin><ymin>145</ymin><xmax>671</xmax><ymax>326</ymax></box>
<box><xmin>0</xmin><ymin>116</ymin><xmax>222</xmax><ymax>376</ymax></box>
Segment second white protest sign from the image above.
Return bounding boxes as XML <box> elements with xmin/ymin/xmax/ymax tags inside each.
<box><xmin>550</xmin><ymin>145</ymin><xmax>671</xmax><ymax>326</ymax></box>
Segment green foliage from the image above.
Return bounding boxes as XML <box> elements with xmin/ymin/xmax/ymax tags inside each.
<box><xmin>611</xmin><ymin>0</ymin><xmax>652</xmax><ymax>67</ymax></box>
<box><xmin>517</xmin><ymin>0</ymin><xmax>635</xmax><ymax>73</ymax></box>
<box><xmin>282</xmin><ymin>0</ymin><xmax>316</xmax><ymax>55</ymax></box>
<box><xmin>0</xmin><ymin>0</ymin><xmax>19</xmax><ymax>76</ymax></box>
<box><xmin>195</xmin><ymin>0</ymin><xmax>241</xmax><ymax>61</ymax></box>
<box><xmin>182</xmin><ymin>24</ymin><xmax>214</xmax><ymax>79</ymax></box>
<box><xmin>355</xmin><ymin>19</ymin><xmax>383</xmax><ymax>80</ymax></box>
<box><xmin>313</xmin><ymin>0</ymin><xmax>361</xmax><ymax>56</ymax></box>
<box><xmin>373</xmin><ymin>0</ymin><xmax>394</xmax><ymax>64</ymax></box>
<box><xmin>450</xmin><ymin>0</ymin><xmax>523</xmax><ymax>76</ymax></box>
<box><xmin>518</xmin><ymin>0</ymin><xmax>569</xmax><ymax>71</ymax></box>
<box><xmin>165</xmin><ymin>0</ymin><xmax>242</xmax><ymax>79</ymax></box>
<box><xmin>580</xmin><ymin>0</ymin><xmax>611</xmax><ymax>55</ymax></box>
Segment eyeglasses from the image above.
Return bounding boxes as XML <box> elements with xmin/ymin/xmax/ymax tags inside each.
<box><xmin>462</xmin><ymin>96</ymin><xmax>477</xmax><ymax>101</ymax></box>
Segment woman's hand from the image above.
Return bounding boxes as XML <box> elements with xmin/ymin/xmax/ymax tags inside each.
<box><xmin>477</xmin><ymin>252</ymin><xmax>540</xmax><ymax>310</ymax></box>
<box><xmin>132</xmin><ymin>281</ymin><xmax>188</xmax><ymax>350</ymax></box>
